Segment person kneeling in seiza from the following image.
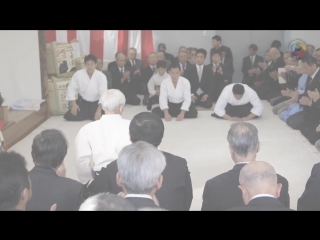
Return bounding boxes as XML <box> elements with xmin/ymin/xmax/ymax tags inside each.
<box><xmin>152</xmin><ymin>63</ymin><xmax>198</xmax><ymax>121</ymax></box>
<box><xmin>212</xmin><ymin>83</ymin><xmax>263</xmax><ymax>121</ymax></box>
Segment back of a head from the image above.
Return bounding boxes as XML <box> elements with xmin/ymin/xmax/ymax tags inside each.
<box><xmin>0</xmin><ymin>151</ymin><xmax>30</xmax><ymax>210</ymax></box>
<box><xmin>271</xmin><ymin>40</ymin><xmax>281</xmax><ymax>49</ymax></box>
<box><xmin>79</xmin><ymin>193</ymin><xmax>136</xmax><ymax>211</ymax></box>
<box><xmin>129</xmin><ymin>112</ymin><xmax>164</xmax><ymax>147</ymax></box>
<box><xmin>32</xmin><ymin>129</ymin><xmax>68</xmax><ymax>169</ymax></box>
<box><xmin>227</xmin><ymin>122</ymin><xmax>259</xmax><ymax>158</ymax></box>
<box><xmin>117</xmin><ymin>141</ymin><xmax>166</xmax><ymax>194</ymax></box>
<box><xmin>99</xmin><ymin>89</ymin><xmax>126</xmax><ymax>112</ymax></box>
<box><xmin>232</xmin><ymin>84</ymin><xmax>245</xmax><ymax>95</ymax></box>
<box><xmin>239</xmin><ymin>161</ymin><xmax>277</xmax><ymax>194</ymax></box>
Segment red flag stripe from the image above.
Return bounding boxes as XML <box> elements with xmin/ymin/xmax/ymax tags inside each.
<box><xmin>67</xmin><ymin>30</ymin><xmax>77</xmax><ymax>42</ymax></box>
<box><xmin>90</xmin><ymin>30</ymin><xmax>104</xmax><ymax>59</ymax></box>
<box><xmin>141</xmin><ymin>30</ymin><xmax>154</xmax><ymax>66</ymax></box>
<box><xmin>117</xmin><ymin>30</ymin><xmax>129</xmax><ymax>56</ymax></box>
<box><xmin>45</xmin><ymin>30</ymin><xmax>56</xmax><ymax>43</ymax></box>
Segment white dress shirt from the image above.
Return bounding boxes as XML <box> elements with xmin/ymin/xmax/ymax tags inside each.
<box><xmin>250</xmin><ymin>55</ymin><xmax>256</xmax><ymax>64</ymax></box>
<box><xmin>160</xmin><ymin>76</ymin><xmax>191</xmax><ymax>111</ymax></box>
<box><xmin>125</xmin><ymin>194</ymin><xmax>152</xmax><ymax>200</ymax></box>
<box><xmin>214</xmin><ymin>83</ymin><xmax>264</xmax><ymax>117</ymax></box>
<box><xmin>75</xmin><ymin>114</ymin><xmax>131</xmax><ymax>183</ymax></box>
<box><xmin>66</xmin><ymin>69</ymin><xmax>107</xmax><ymax>102</ymax></box>
<box><xmin>147</xmin><ymin>72</ymin><xmax>169</xmax><ymax>96</ymax></box>
<box><xmin>250</xmin><ymin>194</ymin><xmax>275</xmax><ymax>201</ymax></box>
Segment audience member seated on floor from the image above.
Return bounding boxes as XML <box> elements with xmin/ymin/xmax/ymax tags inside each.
<box><xmin>228</xmin><ymin>161</ymin><xmax>293</xmax><ymax>211</ymax></box>
<box><xmin>26</xmin><ymin>129</ymin><xmax>84</xmax><ymax>211</ymax></box>
<box><xmin>210</xmin><ymin>35</ymin><xmax>233</xmax><ymax>63</ymax></box>
<box><xmin>79</xmin><ymin>193</ymin><xmax>136</xmax><ymax>211</ymax></box>
<box><xmin>220</xmin><ymin>49</ymin><xmax>234</xmax><ymax>82</ymax></box>
<box><xmin>75</xmin><ymin>89</ymin><xmax>131</xmax><ymax>184</ymax></box>
<box><xmin>158</xmin><ymin>43</ymin><xmax>175</xmax><ymax>63</ymax></box>
<box><xmin>96</xmin><ymin>58</ymin><xmax>112</xmax><ymax>89</ymax></box>
<box><xmin>147</xmin><ymin>60</ymin><xmax>169</xmax><ymax>111</ymax></box>
<box><xmin>183</xmin><ymin>48</ymin><xmax>213</xmax><ymax>109</ymax></box>
<box><xmin>307</xmin><ymin>44</ymin><xmax>315</xmax><ymax>57</ymax></box>
<box><xmin>107</xmin><ymin>52</ymin><xmax>119</xmax><ymax>71</ymax></box>
<box><xmin>270</xmin><ymin>40</ymin><xmax>285</xmax><ymax>66</ymax></box>
<box><xmin>109</xmin><ymin>52</ymin><xmax>141</xmax><ymax>105</ymax></box>
<box><xmin>201</xmin><ymin>122</ymin><xmax>289</xmax><ymax>211</ymax></box>
<box><xmin>211</xmin><ymin>83</ymin><xmax>263</xmax><ymax>121</ymax></box>
<box><xmin>173</xmin><ymin>46</ymin><xmax>188</xmax><ymax>63</ymax></box>
<box><xmin>156</xmin><ymin>50</ymin><xmax>171</xmax><ymax>71</ymax></box>
<box><xmin>125</xmin><ymin>47</ymin><xmax>144</xmax><ymax>77</ymax></box>
<box><xmin>255</xmin><ymin>47</ymin><xmax>285</xmax><ymax>103</ymax></box>
<box><xmin>241</xmin><ymin>44</ymin><xmax>264</xmax><ymax>88</ymax></box>
<box><xmin>0</xmin><ymin>151</ymin><xmax>32</xmax><ymax>211</ymax></box>
<box><xmin>298</xmin><ymin>161</ymin><xmax>320</xmax><ymax>210</ymax></box>
<box><xmin>87</xmin><ymin>112</ymin><xmax>193</xmax><ymax>211</ymax></box>
<box><xmin>176</xmin><ymin>51</ymin><xmax>191</xmax><ymax>77</ymax></box>
<box><xmin>152</xmin><ymin>64</ymin><xmax>198</xmax><ymax>121</ymax></box>
<box><xmin>207</xmin><ymin>52</ymin><xmax>230</xmax><ymax>102</ymax></box>
<box><xmin>286</xmin><ymin>57</ymin><xmax>320</xmax><ymax>140</ymax></box>
<box><xmin>315</xmin><ymin>48</ymin><xmax>320</xmax><ymax>66</ymax></box>
<box><xmin>188</xmin><ymin>48</ymin><xmax>197</xmax><ymax>65</ymax></box>
<box><xmin>141</xmin><ymin>52</ymin><xmax>158</xmax><ymax>105</ymax></box>
<box><xmin>272</xmin><ymin>62</ymin><xmax>307</xmax><ymax>119</ymax></box>
<box><xmin>64</xmin><ymin>54</ymin><xmax>108</xmax><ymax>122</ymax></box>
<box><xmin>116</xmin><ymin>141</ymin><xmax>166</xmax><ymax>209</ymax></box>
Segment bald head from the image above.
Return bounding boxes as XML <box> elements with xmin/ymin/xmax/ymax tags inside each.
<box><xmin>239</xmin><ymin>161</ymin><xmax>282</xmax><ymax>205</ymax></box>
<box><xmin>269</xmin><ymin>47</ymin><xmax>280</xmax><ymax>61</ymax></box>
<box><xmin>116</xmin><ymin>52</ymin><xmax>127</xmax><ymax>68</ymax></box>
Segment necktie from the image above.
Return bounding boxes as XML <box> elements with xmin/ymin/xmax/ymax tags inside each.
<box><xmin>152</xmin><ymin>66</ymin><xmax>155</xmax><ymax>71</ymax></box>
<box><xmin>198</xmin><ymin>66</ymin><xmax>202</xmax><ymax>81</ymax></box>
<box><xmin>132</xmin><ymin>60</ymin><xmax>135</xmax><ymax>67</ymax></box>
<box><xmin>120</xmin><ymin>68</ymin><xmax>124</xmax><ymax>76</ymax></box>
<box><xmin>183</xmin><ymin>65</ymin><xmax>186</xmax><ymax>72</ymax></box>
<box><xmin>251</xmin><ymin>57</ymin><xmax>254</xmax><ymax>66</ymax></box>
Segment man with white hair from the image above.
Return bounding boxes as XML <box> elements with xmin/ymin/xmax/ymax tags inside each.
<box><xmin>116</xmin><ymin>141</ymin><xmax>166</xmax><ymax>209</ymax></box>
<box><xmin>79</xmin><ymin>193</ymin><xmax>136</xmax><ymax>211</ymax></box>
<box><xmin>229</xmin><ymin>161</ymin><xmax>293</xmax><ymax>211</ymax></box>
<box><xmin>201</xmin><ymin>122</ymin><xmax>289</xmax><ymax>211</ymax></box>
<box><xmin>75</xmin><ymin>89</ymin><xmax>131</xmax><ymax>184</ymax></box>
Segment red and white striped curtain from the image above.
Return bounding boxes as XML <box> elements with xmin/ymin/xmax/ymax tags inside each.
<box><xmin>45</xmin><ymin>30</ymin><xmax>154</xmax><ymax>69</ymax></box>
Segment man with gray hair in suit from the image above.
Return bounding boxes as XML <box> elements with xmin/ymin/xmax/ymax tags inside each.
<box><xmin>229</xmin><ymin>161</ymin><xmax>293</xmax><ymax>211</ymax></box>
<box><xmin>116</xmin><ymin>141</ymin><xmax>166</xmax><ymax>209</ymax></box>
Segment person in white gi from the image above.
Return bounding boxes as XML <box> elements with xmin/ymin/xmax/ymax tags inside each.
<box><xmin>152</xmin><ymin>63</ymin><xmax>198</xmax><ymax>121</ymax></box>
<box><xmin>64</xmin><ymin>54</ymin><xmax>108</xmax><ymax>121</ymax></box>
<box><xmin>75</xmin><ymin>89</ymin><xmax>131</xmax><ymax>183</ymax></box>
<box><xmin>212</xmin><ymin>83</ymin><xmax>263</xmax><ymax>121</ymax></box>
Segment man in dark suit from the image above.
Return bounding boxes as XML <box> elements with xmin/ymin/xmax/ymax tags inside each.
<box><xmin>210</xmin><ymin>35</ymin><xmax>233</xmax><ymax>63</ymax></box>
<box><xmin>241</xmin><ymin>44</ymin><xmax>264</xmax><ymax>87</ymax></box>
<box><xmin>173</xmin><ymin>46</ymin><xmax>187</xmax><ymax>64</ymax></box>
<box><xmin>141</xmin><ymin>52</ymin><xmax>158</xmax><ymax>105</ymax></box>
<box><xmin>125</xmin><ymin>47</ymin><xmax>144</xmax><ymax>92</ymax></box>
<box><xmin>0</xmin><ymin>151</ymin><xmax>32</xmax><ymax>211</ymax></box>
<box><xmin>26</xmin><ymin>129</ymin><xmax>85</xmax><ymax>211</ymax></box>
<box><xmin>156</xmin><ymin>50</ymin><xmax>171</xmax><ymax>71</ymax></box>
<box><xmin>298</xmin><ymin>162</ymin><xmax>320</xmax><ymax>210</ymax></box>
<box><xmin>184</xmin><ymin>48</ymin><xmax>213</xmax><ymax>108</ymax></box>
<box><xmin>315</xmin><ymin>48</ymin><xmax>320</xmax><ymax>66</ymax></box>
<box><xmin>286</xmin><ymin>56</ymin><xmax>320</xmax><ymax>133</ymax></box>
<box><xmin>271</xmin><ymin>40</ymin><xmax>285</xmax><ymax>67</ymax></box>
<box><xmin>229</xmin><ymin>161</ymin><xmax>293</xmax><ymax>211</ymax></box>
<box><xmin>188</xmin><ymin>48</ymin><xmax>197</xmax><ymax>65</ymax></box>
<box><xmin>109</xmin><ymin>52</ymin><xmax>141</xmax><ymax>105</ymax></box>
<box><xmin>201</xmin><ymin>122</ymin><xmax>290</xmax><ymax>211</ymax></box>
<box><xmin>87</xmin><ymin>112</ymin><xmax>193</xmax><ymax>211</ymax></box>
<box><xmin>116</xmin><ymin>141</ymin><xmax>166</xmax><ymax>209</ymax></box>
<box><xmin>107</xmin><ymin>52</ymin><xmax>120</xmax><ymax>71</ymax></box>
<box><xmin>220</xmin><ymin>49</ymin><xmax>235</xmax><ymax>82</ymax></box>
<box><xmin>158</xmin><ymin>43</ymin><xmax>175</xmax><ymax>63</ymax></box>
<box><xmin>176</xmin><ymin>50</ymin><xmax>192</xmax><ymax>76</ymax></box>
<box><xmin>96</xmin><ymin>58</ymin><xmax>112</xmax><ymax>89</ymax></box>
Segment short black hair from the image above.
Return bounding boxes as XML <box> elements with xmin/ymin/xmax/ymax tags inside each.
<box><xmin>271</xmin><ymin>40</ymin><xmax>281</xmax><ymax>49</ymax></box>
<box><xmin>212</xmin><ymin>35</ymin><xmax>221</xmax><ymax>42</ymax></box>
<box><xmin>301</xmin><ymin>56</ymin><xmax>318</xmax><ymax>67</ymax></box>
<box><xmin>168</xmin><ymin>62</ymin><xmax>181</xmax><ymax>71</ymax></box>
<box><xmin>31</xmin><ymin>129</ymin><xmax>68</xmax><ymax>169</ymax></box>
<box><xmin>158</xmin><ymin>43</ymin><xmax>166</xmax><ymax>50</ymax></box>
<box><xmin>192</xmin><ymin>48</ymin><xmax>197</xmax><ymax>52</ymax></box>
<box><xmin>212</xmin><ymin>51</ymin><xmax>221</xmax><ymax>57</ymax></box>
<box><xmin>129</xmin><ymin>112</ymin><xmax>164</xmax><ymax>147</ymax></box>
<box><xmin>0</xmin><ymin>151</ymin><xmax>30</xmax><ymax>210</ymax></box>
<box><xmin>187</xmin><ymin>47</ymin><xmax>192</xmax><ymax>52</ymax></box>
<box><xmin>232</xmin><ymin>84</ymin><xmax>245</xmax><ymax>95</ymax></box>
<box><xmin>196</xmin><ymin>48</ymin><xmax>207</xmax><ymax>58</ymax></box>
<box><xmin>156</xmin><ymin>60</ymin><xmax>167</xmax><ymax>69</ymax></box>
<box><xmin>84</xmin><ymin>54</ymin><xmax>97</xmax><ymax>64</ymax></box>
<box><xmin>249</xmin><ymin>44</ymin><xmax>258</xmax><ymax>52</ymax></box>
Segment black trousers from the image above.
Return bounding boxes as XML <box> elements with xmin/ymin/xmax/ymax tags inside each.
<box><xmin>299</xmin><ymin>119</ymin><xmax>320</xmax><ymax>145</ymax></box>
<box><xmin>152</xmin><ymin>101</ymin><xmax>198</xmax><ymax>118</ymax></box>
<box><xmin>147</xmin><ymin>95</ymin><xmax>159</xmax><ymax>109</ymax></box>
<box><xmin>286</xmin><ymin>111</ymin><xmax>305</xmax><ymax>130</ymax></box>
<box><xmin>63</xmin><ymin>96</ymin><xmax>104</xmax><ymax>121</ymax></box>
<box><xmin>195</xmin><ymin>94</ymin><xmax>213</xmax><ymax>109</ymax></box>
<box><xmin>212</xmin><ymin>102</ymin><xmax>255</xmax><ymax>119</ymax></box>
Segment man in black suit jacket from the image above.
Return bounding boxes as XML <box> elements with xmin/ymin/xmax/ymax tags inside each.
<box><xmin>26</xmin><ymin>129</ymin><xmax>84</xmax><ymax>211</ymax></box>
<box><xmin>271</xmin><ymin>40</ymin><xmax>285</xmax><ymax>67</ymax></box>
<box><xmin>87</xmin><ymin>112</ymin><xmax>193</xmax><ymax>211</ymax></box>
<box><xmin>109</xmin><ymin>52</ymin><xmax>141</xmax><ymax>105</ymax></box>
<box><xmin>210</xmin><ymin>35</ymin><xmax>233</xmax><ymax>63</ymax></box>
<box><xmin>107</xmin><ymin>52</ymin><xmax>121</xmax><ymax>72</ymax></box>
<box><xmin>201</xmin><ymin>122</ymin><xmax>290</xmax><ymax>211</ymax></box>
<box><xmin>242</xmin><ymin>44</ymin><xmax>264</xmax><ymax>87</ymax></box>
<box><xmin>158</xmin><ymin>43</ymin><xmax>175</xmax><ymax>63</ymax></box>
<box><xmin>125</xmin><ymin>48</ymin><xmax>144</xmax><ymax>92</ymax></box>
<box><xmin>229</xmin><ymin>161</ymin><xmax>293</xmax><ymax>211</ymax></box>
<box><xmin>297</xmin><ymin>162</ymin><xmax>320</xmax><ymax>210</ymax></box>
<box><xmin>141</xmin><ymin>52</ymin><xmax>158</xmax><ymax>105</ymax></box>
<box><xmin>184</xmin><ymin>48</ymin><xmax>213</xmax><ymax>108</ymax></box>
<box><xmin>220</xmin><ymin>49</ymin><xmax>235</xmax><ymax>82</ymax></box>
<box><xmin>172</xmin><ymin>46</ymin><xmax>187</xmax><ymax>64</ymax></box>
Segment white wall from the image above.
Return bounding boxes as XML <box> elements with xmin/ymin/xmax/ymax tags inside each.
<box><xmin>284</xmin><ymin>31</ymin><xmax>320</xmax><ymax>49</ymax></box>
<box><xmin>0</xmin><ymin>30</ymin><xmax>42</xmax><ymax>106</ymax></box>
<box><xmin>153</xmin><ymin>30</ymin><xmax>216</xmax><ymax>65</ymax></box>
